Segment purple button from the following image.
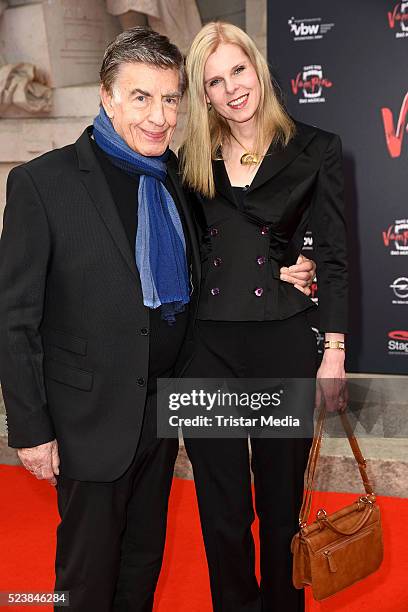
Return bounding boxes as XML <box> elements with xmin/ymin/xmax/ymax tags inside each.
<box><xmin>211</xmin><ymin>287</ymin><xmax>220</xmax><ymax>295</ymax></box>
<box><xmin>260</xmin><ymin>225</ymin><xmax>269</xmax><ymax>235</ymax></box>
<box><xmin>254</xmin><ymin>287</ymin><xmax>263</xmax><ymax>297</ymax></box>
<box><xmin>257</xmin><ymin>256</ymin><xmax>266</xmax><ymax>266</ymax></box>
<box><xmin>213</xmin><ymin>257</ymin><xmax>222</xmax><ymax>267</ymax></box>
<box><xmin>210</xmin><ymin>227</ymin><xmax>218</xmax><ymax>237</ymax></box>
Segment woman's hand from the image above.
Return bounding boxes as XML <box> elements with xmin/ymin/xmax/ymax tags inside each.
<box><xmin>316</xmin><ymin>347</ymin><xmax>347</xmax><ymax>413</ymax></box>
<box><xmin>280</xmin><ymin>254</ymin><xmax>316</xmax><ymax>295</ymax></box>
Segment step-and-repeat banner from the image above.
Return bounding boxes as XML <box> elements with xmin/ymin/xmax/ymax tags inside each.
<box><xmin>268</xmin><ymin>1</ymin><xmax>408</xmax><ymax>374</ymax></box>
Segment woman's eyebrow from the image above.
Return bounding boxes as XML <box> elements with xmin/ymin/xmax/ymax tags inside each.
<box><xmin>205</xmin><ymin>62</ymin><xmax>246</xmax><ymax>84</ymax></box>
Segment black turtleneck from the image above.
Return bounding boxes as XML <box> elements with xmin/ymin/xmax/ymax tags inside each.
<box><xmin>90</xmin><ymin>137</ymin><xmax>190</xmax><ymax>393</ymax></box>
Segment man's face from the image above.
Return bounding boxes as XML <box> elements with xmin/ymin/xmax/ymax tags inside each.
<box><xmin>101</xmin><ymin>62</ymin><xmax>181</xmax><ymax>157</ymax></box>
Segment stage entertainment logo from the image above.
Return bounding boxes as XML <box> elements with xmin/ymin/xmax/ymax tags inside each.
<box><xmin>387</xmin><ymin>1</ymin><xmax>408</xmax><ymax>38</ymax></box>
<box><xmin>288</xmin><ymin>16</ymin><xmax>335</xmax><ymax>41</ymax></box>
<box><xmin>291</xmin><ymin>65</ymin><xmax>332</xmax><ymax>104</ymax></box>
<box><xmin>390</xmin><ymin>277</ymin><xmax>408</xmax><ymax>303</ymax></box>
<box><xmin>382</xmin><ymin>219</ymin><xmax>408</xmax><ymax>255</ymax></box>
<box><xmin>381</xmin><ymin>92</ymin><xmax>408</xmax><ymax>158</ymax></box>
<box><xmin>388</xmin><ymin>330</ymin><xmax>408</xmax><ymax>355</ymax></box>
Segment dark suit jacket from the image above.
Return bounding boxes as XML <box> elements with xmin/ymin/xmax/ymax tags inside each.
<box><xmin>189</xmin><ymin>121</ymin><xmax>348</xmax><ymax>332</ymax></box>
<box><xmin>0</xmin><ymin>127</ymin><xmax>201</xmax><ymax>481</ymax></box>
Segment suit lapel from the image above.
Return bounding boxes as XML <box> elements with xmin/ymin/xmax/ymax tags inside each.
<box><xmin>210</xmin><ymin>123</ymin><xmax>317</xmax><ymax>203</ymax></box>
<box><xmin>166</xmin><ymin>155</ymin><xmax>201</xmax><ymax>289</ymax></box>
<box><xmin>212</xmin><ymin>158</ymin><xmax>235</xmax><ymax>205</ymax></box>
<box><xmin>76</xmin><ymin>128</ymin><xmax>140</xmax><ymax>283</ymax></box>
<box><xmin>247</xmin><ymin>124</ymin><xmax>318</xmax><ymax>194</ymax></box>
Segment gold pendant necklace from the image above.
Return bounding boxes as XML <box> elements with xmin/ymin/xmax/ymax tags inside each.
<box><xmin>240</xmin><ymin>152</ymin><xmax>262</xmax><ymax>165</ymax></box>
<box><xmin>230</xmin><ymin>132</ymin><xmax>263</xmax><ymax>165</ymax></box>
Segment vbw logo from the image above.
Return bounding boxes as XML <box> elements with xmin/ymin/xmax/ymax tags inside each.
<box><xmin>288</xmin><ymin>16</ymin><xmax>334</xmax><ymax>41</ymax></box>
<box><xmin>290</xmin><ymin>19</ymin><xmax>319</xmax><ymax>37</ymax></box>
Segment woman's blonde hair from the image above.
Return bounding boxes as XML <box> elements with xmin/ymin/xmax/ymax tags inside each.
<box><xmin>180</xmin><ymin>21</ymin><xmax>296</xmax><ymax>198</ymax></box>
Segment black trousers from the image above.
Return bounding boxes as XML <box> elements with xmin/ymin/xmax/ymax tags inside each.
<box><xmin>183</xmin><ymin>313</ymin><xmax>318</xmax><ymax>612</ymax></box>
<box><xmin>54</xmin><ymin>394</ymin><xmax>179</xmax><ymax>612</ymax></box>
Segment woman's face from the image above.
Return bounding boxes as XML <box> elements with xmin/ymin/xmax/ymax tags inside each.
<box><xmin>203</xmin><ymin>42</ymin><xmax>261</xmax><ymax>126</ymax></box>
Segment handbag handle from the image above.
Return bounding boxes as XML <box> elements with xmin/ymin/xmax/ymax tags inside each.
<box><xmin>317</xmin><ymin>504</ymin><xmax>373</xmax><ymax>536</ymax></box>
<box><xmin>298</xmin><ymin>397</ymin><xmax>375</xmax><ymax>528</ymax></box>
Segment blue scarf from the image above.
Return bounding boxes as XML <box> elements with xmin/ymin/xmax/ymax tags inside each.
<box><xmin>93</xmin><ymin>107</ymin><xmax>189</xmax><ymax>324</ymax></box>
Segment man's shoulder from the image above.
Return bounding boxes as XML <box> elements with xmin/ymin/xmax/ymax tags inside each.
<box><xmin>7</xmin><ymin>142</ymin><xmax>80</xmax><ymax>197</ymax></box>
<box><xmin>16</xmin><ymin>141</ymin><xmax>78</xmax><ymax>181</ymax></box>
<box><xmin>11</xmin><ymin>125</ymin><xmax>95</xmax><ymax>185</ymax></box>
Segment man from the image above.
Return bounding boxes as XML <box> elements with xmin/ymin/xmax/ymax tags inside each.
<box><xmin>0</xmin><ymin>27</ymin><xmax>315</xmax><ymax>611</ymax></box>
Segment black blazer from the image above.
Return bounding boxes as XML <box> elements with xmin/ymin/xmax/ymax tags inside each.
<box><xmin>189</xmin><ymin>121</ymin><xmax>348</xmax><ymax>333</ymax></box>
<box><xmin>0</xmin><ymin>127</ymin><xmax>201</xmax><ymax>481</ymax></box>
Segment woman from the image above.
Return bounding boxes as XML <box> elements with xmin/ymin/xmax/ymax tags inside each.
<box><xmin>179</xmin><ymin>22</ymin><xmax>348</xmax><ymax>612</ymax></box>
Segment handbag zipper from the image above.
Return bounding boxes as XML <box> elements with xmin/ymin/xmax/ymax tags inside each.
<box><xmin>315</xmin><ymin>522</ymin><xmax>376</xmax><ymax>555</ymax></box>
<box><xmin>324</xmin><ymin>550</ymin><xmax>338</xmax><ymax>573</ymax></box>
<box><xmin>317</xmin><ymin>524</ymin><xmax>376</xmax><ymax>573</ymax></box>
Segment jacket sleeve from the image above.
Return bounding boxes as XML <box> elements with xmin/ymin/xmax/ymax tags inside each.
<box><xmin>0</xmin><ymin>166</ymin><xmax>55</xmax><ymax>448</ymax></box>
<box><xmin>309</xmin><ymin>134</ymin><xmax>348</xmax><ymax>333</ymax></box>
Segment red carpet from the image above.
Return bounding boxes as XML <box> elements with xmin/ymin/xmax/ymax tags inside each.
<box><xmin>0</xmin><ymin>465</ymin><xmax>407</xmax><ymax>611</ymax></box>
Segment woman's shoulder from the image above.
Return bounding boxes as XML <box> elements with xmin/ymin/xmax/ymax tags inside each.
<box><xmin>292</xmin><ymin>119</ymin><xmax>341</xmax><ymax>148</ymax></box>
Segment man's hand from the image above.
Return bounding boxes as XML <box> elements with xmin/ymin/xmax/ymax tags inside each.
<box><xmin>17</xmin><ymin>439</ymin><xmax>60</xmax><ymax>486</ymax></box>
<box><xmin>280</xmin><ymin>254</ymin><xmax>316</xmax><ymax>295</ymax></box>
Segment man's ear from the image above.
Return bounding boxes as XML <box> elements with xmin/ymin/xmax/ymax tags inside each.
<box><xmin>100</xmin><ymin>84</ymin><xmax>115</xmax><ymax>119</ymax></box>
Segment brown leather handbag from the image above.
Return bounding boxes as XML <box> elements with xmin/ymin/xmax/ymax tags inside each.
<box><xmin>291</xmin><ymin>403</ymin><xmax>383</xmax><ymax>601</ymax></box>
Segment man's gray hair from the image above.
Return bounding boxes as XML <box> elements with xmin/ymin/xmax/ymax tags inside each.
<box><xmin>100</xmin><ymin>26</ymin><xmax>186</xmax><ymax>97</ymax></box>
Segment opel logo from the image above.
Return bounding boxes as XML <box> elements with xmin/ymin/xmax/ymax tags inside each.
<box><xmin>390</xmin><ymin>277</ymin><xmax>408</xmax><ymax>299</ymax></box>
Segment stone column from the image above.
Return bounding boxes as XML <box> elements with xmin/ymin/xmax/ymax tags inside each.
<box><xmin>246</xmin><ymin>0</ymin><xmax>266</xmax><ymax>57</ymax></box>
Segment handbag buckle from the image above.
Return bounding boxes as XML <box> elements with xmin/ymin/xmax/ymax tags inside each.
<box><xmin>359</xmin><ymin>495</ymin><xmax>374</xmax><ymax>506</ymax></box>
<box><xmin>316</xmin><ymin>508</ymin><xmax>327</xmax><ymax>520</ymax></box>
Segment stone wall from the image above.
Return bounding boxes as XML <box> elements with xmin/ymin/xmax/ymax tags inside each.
<box><xmin>197</xmin><ymin>0</ymin><xmax>245</xmax><ymax>28</ymax></box>
<box><xmin>0</xmin><ymin>0</ymin><xmax>256</xmax><ymax>225</ymax></box>
<box><xmin>246</xmin><ymin>0</ymin><xmax>266</xmax><ymax>57</ymax></box>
